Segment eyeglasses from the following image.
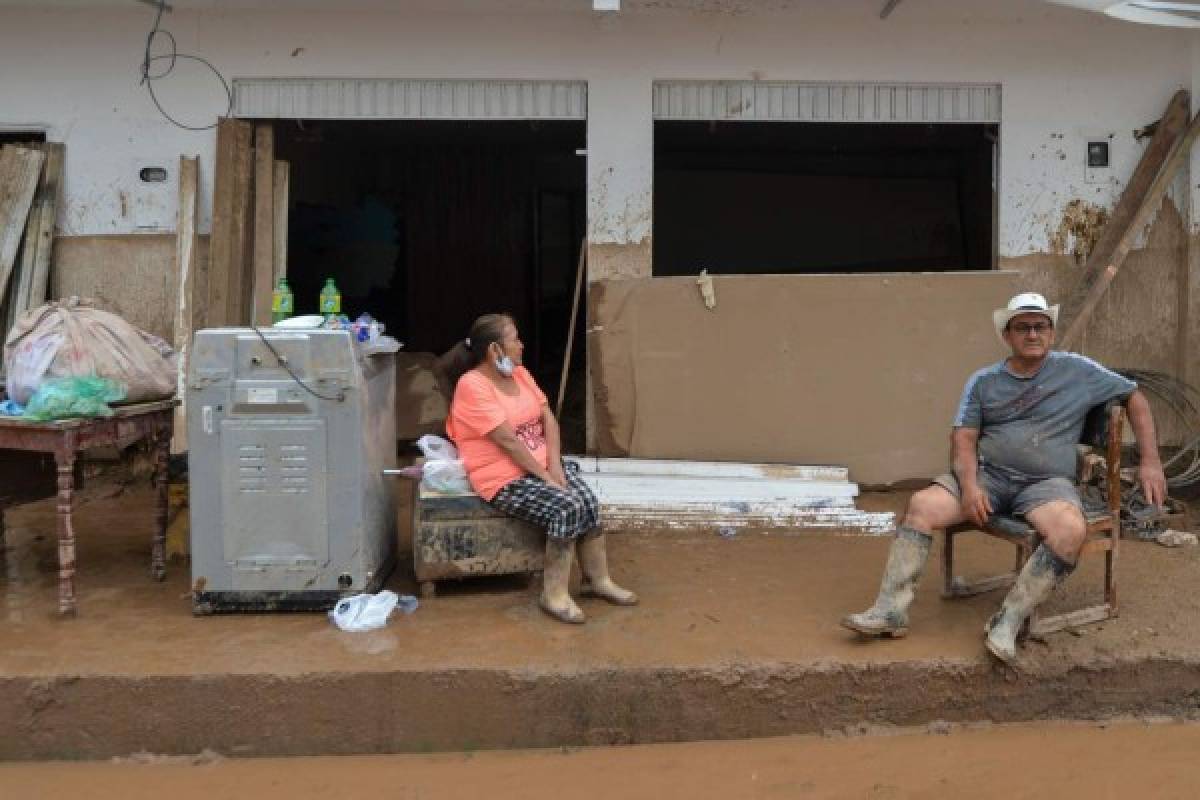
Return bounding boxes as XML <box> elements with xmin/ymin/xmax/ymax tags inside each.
<box><xmin>1010</xmin><ymin>322</ymin><xmax>1052</xmax><ymax>335</ymax></box>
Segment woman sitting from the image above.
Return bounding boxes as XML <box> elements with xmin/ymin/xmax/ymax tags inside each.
<box><xmin>442</xmin><ymin>313</ymin><xmax>637</xmax><ymax>624</ymax></box>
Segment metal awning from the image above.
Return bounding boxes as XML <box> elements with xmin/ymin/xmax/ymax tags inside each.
<box><xmin>653</xmin><ymin>81</ymin><xmax>1001</xmax><ymax>124</ymax></box>
<box><xmin>233</xmin><ymin>78</ymin><xmax>587</xmax><ymax>120</ymax></box>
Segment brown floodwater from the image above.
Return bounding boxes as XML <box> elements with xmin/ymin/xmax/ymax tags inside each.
<box><xmin>3</xmin><ymin>720</ymin><xmax>1197</xmax><ymax>799</ymax></box>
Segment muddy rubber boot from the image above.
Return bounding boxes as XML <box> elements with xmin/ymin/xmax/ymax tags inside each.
<box><xmin>985</xmin><ymin>544</ymin><xmax>1074</xmax><ymax>665</ymax></box>
<box><xmin>578</xmin><ymin>531</ymin><xmax>639</xmax><ymax>606</ymax></box>
<box><xmin>539</xmin><ymin>537</ymin><xmax>585</xmax><ymax>624</ymax></box>
<box><xmin>840</xmin><ymin>526</ymin><xmax>932</xmax><ymax>638</ymax></box>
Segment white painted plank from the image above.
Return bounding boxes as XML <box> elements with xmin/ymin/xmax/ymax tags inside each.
<box><xmin>599</xmin><ymin>508</ymin><xmax>895</xmax><ymax>534</ymax></box>
<box><xmin>573</xmin><ymin>457</ymin><xmax>848</xmax><ymax>482</ymax></box>
<box><xmin>172</xmin><ymin>156</ymin><xmax>199</xmax><ymax>455</ymax></box>
<box><xmin>578</xmin><ymin>474</ymin><xmax>859</xmax><ymax>503</ymax></box>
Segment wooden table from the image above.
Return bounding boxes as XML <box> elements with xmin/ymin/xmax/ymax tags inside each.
<box><xmin>0</xmin><ymin>399</ymin><xmax>178</xmax><ymax>615</ymax></box>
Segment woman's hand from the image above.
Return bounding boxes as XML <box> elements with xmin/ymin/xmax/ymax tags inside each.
<box><xmin>546</xmin><ymin>460</ymin><xmax>568</xmax><ymax>490</ymax></box>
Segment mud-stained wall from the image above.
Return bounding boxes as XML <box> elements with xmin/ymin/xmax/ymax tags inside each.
<box><xmin>587</xmin><ymin>75</ymin><xmax>653</xmax><ymax>281</ymax></box>
<box><xmin>51</xmin><ymin>234</ymin><xmax>210</xmax><ymax>342</ymax></box>
<box><xmin>4</xmin><ymin>2</ymin><xmax>1190</xmax><ymax>263</ymax></box>
<box><xmin>1001</xmin><ymin>189</ymin><xmax>1191</xmax><ymax>443</ymax></box>
<box><xmin>588</xmin><ymin>241</ymin><xmax>653</xmax><ymax>283</ymax></box>
<box><xmin>589</xmin><ymin>271</ymin><xmax>1019</xmax><ymax>486</ymax></box>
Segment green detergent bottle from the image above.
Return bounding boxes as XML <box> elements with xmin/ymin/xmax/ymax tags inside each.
<box><xmin>271</xmin><ymin>278</ymin><xmax>294</xmax><ymax>324</ymax></box>
<box><xmin>319</xmin><ymin>278</ymin><xmax>341</xmax><ymax>318</ymax></box>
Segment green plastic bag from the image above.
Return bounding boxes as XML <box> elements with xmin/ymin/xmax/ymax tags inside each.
<box><xmin>23</xmin><ymin>376</ymin><xmax>127</xmax><ymax>421</ymax></box>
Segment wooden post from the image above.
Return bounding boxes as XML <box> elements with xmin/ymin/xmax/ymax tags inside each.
<box><xmin>173</xmin><ymin>156</ymin><xmax>200</xmax><ymax>455</ymax></box>
<box><xmin>1177</xmin><ymin>211</ymin><xmax>1190</xmax><ymax>382</ymax></box>
<box><xmin>0</xmin><ymin>146</ymin><xmax>45</xmax><ymax>307</ymax></box>
<box><xmin>273</xmin><ymin>160</ymin><xmax>290</xmax><ymax>283</ymax></box>
<box><xmin>252</xmin><ymin>123</ymin><xmax>275</xmax><ymax>326</ymax></box>
<box><xmin>556</xmin><ymin>239</ymin><xmax>587</xmax><ymax>421</ymax></box>
<box><xmin>209</xmin><ymin>119</ymin><xmax>237</xmax><ymax>328</ymax></box>
<box><xmin>232</xmin><ymin>123</ymin><xmax>255</xmax><ymax>326</ymax></box>
<box><xmin>209</xmin><ymin>118</ymin><xmax>255</xmax><ymax>327</ymax></box>
<box><xmin>1059</xmin><ymin>104</ymin><xmax>1200</xmax><ymax>350</ymax></box>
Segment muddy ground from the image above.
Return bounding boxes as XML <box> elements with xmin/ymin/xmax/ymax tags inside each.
<box><xmin>1</xmin><ymin>482</ymin><xmax>1199</xmax><ymax>759</ymax></box>
<box><xmin>3</xmin><ymin>720</ymin><xmax>1199</xmax><ymax>799</ymax></box>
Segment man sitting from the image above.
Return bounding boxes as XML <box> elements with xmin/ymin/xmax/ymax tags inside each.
<box><xmin>842</xmin><ymin>292</ymin><xmax>1166</xmax><ymax>664</ymax></box>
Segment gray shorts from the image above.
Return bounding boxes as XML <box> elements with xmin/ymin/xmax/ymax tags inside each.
<box><xmin>932</xmin><ymin>466</ymin><xmax>1081</xmax><ymax>519</ymax></box>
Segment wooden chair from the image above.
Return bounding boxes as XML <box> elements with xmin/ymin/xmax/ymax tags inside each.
<box><xmin>941</xmin><ymin>400</ymin><xmax>1124</xmax><ymax>636</ymax></box>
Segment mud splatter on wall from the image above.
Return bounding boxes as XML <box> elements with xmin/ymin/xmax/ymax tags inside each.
<box><xmin>1047</xmin><ymin>199</ymin><xmax>1110</xmax><ymax>265</ymax></box>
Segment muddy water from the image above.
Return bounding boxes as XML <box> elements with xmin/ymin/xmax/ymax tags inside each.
<box><xmin>4</xmin><ymin>721</ymin><xmax>1197</xmax><ymax>799</ymax></box>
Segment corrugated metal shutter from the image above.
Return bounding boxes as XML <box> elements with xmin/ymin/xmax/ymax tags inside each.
<box><xmin>653</xmin><ymin>81</ymin><xmax>1001</xmax><ymax>124</ymax></box>
<box><xmin>233</xmin><ymin>79</ymin><xmax>587</xmax><ymax>120</ymax></box>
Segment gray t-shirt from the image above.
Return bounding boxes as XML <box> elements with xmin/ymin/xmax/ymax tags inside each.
<box><xmin>953</xmin><ymin>352</ymin><xmax>1137</xmax><ymax>480</ymax></box>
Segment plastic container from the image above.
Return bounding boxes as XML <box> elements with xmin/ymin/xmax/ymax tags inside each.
<box><xmin>271</xmin><ymin>278</ymin><xmax>294</xmax><ymax>324</ymax></box>
<box><xmin>319</xmin><ymin>278</ymin><xmax>341</xmax><ymax>318</ymax></box>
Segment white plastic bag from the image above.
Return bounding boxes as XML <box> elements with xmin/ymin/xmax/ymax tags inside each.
<box><xmin>329</xmin><ymin>590</ymin><xmax>400</xmax><ymax>632</ymax></box>
<box><xmin>422</xmin><ymin>459</ymin><xmax>471</xmax><ymax>494</ymax></box>
<box><xmin>416</xmin><ymin>433</ymin><xmax>471</xmax><ymax>493</ymax></box>
<box><xmin>416</xmin><ymin>434</ymin><xmax>459</xmax><ymax>461</ymax></box>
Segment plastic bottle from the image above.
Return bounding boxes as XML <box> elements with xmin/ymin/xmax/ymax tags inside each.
<box><xmin>271</xmin><ymin>278</ymin><xmax>294</xmax><ymax>324</ymax></box>
<box><xmin>353</xmin><ymin>313</ymin><xmax>372</xmax><ymax>342</ymax></box>
<box><xmin>319</xmin><ymin>278</ymin><xmax>341</xmax><ymax>318</ymax></box>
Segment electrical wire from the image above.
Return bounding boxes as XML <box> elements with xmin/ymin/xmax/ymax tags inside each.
<box><xmin>1117</xmin><ymin>368</ymin><xmax>1200</xmax><ymax>488</ymax></box>
<box><xmin>139</xmin><ymin>0</ymin><xmax>233</xmax><ymax>131</ymax></box>
<box><xmin>251</xmin><ymin>326</ymin><xmax>347</xmax><ymax>403</ymax></box>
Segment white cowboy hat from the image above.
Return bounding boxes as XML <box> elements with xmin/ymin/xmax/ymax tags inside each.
<box><xmin>992</xmin><ymin>292</ymin><xmax>1059</xmax><ymax>344</ymax></box>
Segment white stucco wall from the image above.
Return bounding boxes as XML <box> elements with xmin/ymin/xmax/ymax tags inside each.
<box><xmin>0</xmin><ymin>0</ymin><xmax>1193</xmax><ymax>261</ymax></box>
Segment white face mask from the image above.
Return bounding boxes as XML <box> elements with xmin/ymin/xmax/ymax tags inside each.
<box><xmin>494</xmin><ymin>352</ymin><xmax>515</xmax><ymax>377</ymax></box>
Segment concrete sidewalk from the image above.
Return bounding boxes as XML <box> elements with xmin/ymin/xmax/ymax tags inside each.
<box><xmin>1</xmin><ymin>484</ymin><xmax>1198</xmax><ymax>760</ymax></box>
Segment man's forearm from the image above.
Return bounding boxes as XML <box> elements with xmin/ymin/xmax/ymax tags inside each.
<box><xmin>951</xmin><ymin>429</ymin><xmax>980</xmax><ymax>487</ymax></box>
<box><xmin>1126</xmin><ymin>390</ymin><xmax>1161</xmax><ymax>466</ymax></box>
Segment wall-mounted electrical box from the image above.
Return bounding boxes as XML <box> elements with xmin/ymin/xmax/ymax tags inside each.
<box><xmin>1085</xmin><ymin>135</ymin><xmax>1114</xmax><ymax>184</ymax></box>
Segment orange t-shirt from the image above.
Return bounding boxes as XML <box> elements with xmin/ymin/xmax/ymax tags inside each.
<box><xmin>446</xmin><ymin>366</ymin><xmax>549</xmax><ymax>500</ymax></box>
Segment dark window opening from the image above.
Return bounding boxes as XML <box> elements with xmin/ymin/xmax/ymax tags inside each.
<box><xmin>653</xmin><ymin>121</ymin><xmax>996</xmax><ymax>275</ymax></box>
<box><xmin>0</xmin><ymin>131</ymin><xmax>47</xmax><ymax>146</ymax></box>
<box><xmin>272</xmin><ymin>120</ymin><xmax>587</xmax><ymax>447</ymax></box>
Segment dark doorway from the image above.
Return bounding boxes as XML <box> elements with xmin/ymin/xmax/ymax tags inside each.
<box><xmin>654</xmin><ymin>121</ymin><xmax>996</xmax><ymax>275</ymax></box>
<box><xmin>272</xmin><ymin>120</ymin><xmax>587</xmax><ymax>441</ymax></box>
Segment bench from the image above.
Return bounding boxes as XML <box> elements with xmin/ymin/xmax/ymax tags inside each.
<box><xmin>413</xmin><ymin>484</ymin><xmax>544</xmax><ymax>597</ymax></box>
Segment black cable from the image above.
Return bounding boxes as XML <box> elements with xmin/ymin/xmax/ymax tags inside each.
<box><xmin>1117</xmin><ymin>368</ymin><xmax>1200</xmax><ymax>488</ymax></box>
<box><xmin>139</xmin><ymin>0</ymin><xmax>233</xmax><ymax>131</ymax></box>
<box><xmin>251</xmin><ymin>326</ymin><xmax>347</xmax><ymax>403</ymax></box>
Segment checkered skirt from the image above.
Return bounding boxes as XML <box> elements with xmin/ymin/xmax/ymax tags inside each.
<box><xmin>488</xmin><ymin>459</ymin><xmax>599</xmax><ymax>540</ymax></box>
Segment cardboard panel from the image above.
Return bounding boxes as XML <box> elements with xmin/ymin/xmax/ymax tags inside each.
<box><xmin>394</xmin><ymin>352</ymin><xmax>450</xmax><ymax>441</ymax></box>
<box><xmin>588</xmin><ymin>272</ymin><xmax>1020</xmax><ymax>486</ymax></box>
<box><xmin>52</xmin><ymin>233</ymin><xmax>210</xmax><ymax>341</ymax></box>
